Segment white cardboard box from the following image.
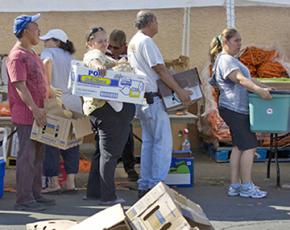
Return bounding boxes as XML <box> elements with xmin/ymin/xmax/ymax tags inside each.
<box><xmin>126</xmin><ymin>182</ymin><xmax>213</xmax><ymax>230</ymax></box>
<box><xmin>69</xmin><ymin>60</ymin><xmax>146</xmax><ymax>105</ymax></box>
<box><xmin>0</xmin><ymin>127</ymin><xmax>10</xmax><ymax>161</ymax></box>
<box><xmin>69</xmin><ymin>204</ymin><xmax>130</xmax><ymax>230</ymax></box>
<box><xmin>30</xmin><ymin>113</ymin><xmax>93</xmax><ymax>150</ymax></box>
<box><xmin>26</xmin><ymin>220</ymin><xmax>77</xmax><ymax>230</ymax></box>
<box><xmin>9</xmin><ymin>130</ymin><xmax>18</xmax><ymax>158</ymax></box>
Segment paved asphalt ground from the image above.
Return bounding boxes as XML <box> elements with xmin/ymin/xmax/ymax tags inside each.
<box><xmin>1</xmin><ymin>153</ymin><xmax>290</xmax><ymax>230</ymax></box>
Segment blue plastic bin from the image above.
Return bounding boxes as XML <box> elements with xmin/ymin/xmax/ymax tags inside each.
<box><xmin>249</xmin><ymin>91</ymin><xmax>290</xmax><ymax>133</ymax></box>
<box><xmin>0</xmin><ymin>160</ymin><xmax>5</xmax><ymax>198</ymax></box>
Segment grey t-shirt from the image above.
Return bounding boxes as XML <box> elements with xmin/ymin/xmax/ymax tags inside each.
<box><xmin>214</xmin><ymin>52</ymin><xmax>251</xmax><ymax>114</ymax></box>
<box><xmin>41</xmin><ymin>47</ymin><xmax>82</xmax><ymax>113</ymax></box>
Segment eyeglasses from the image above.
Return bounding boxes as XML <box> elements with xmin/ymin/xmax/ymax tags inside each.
<box><xmin>86</xmin><ymin>27</ymin><xmax>105</xmax><ymax>42</ymax></box>
<box><xmin>108</xmin><ymin>44</ymin><xmax>121</xmax><ymax>50</ymax></box>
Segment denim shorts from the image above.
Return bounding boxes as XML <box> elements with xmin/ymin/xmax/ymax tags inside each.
<box><xmin>219</xmin><ymin>107</ymin><xmax>258</xmax><ymax>151</ymax></box>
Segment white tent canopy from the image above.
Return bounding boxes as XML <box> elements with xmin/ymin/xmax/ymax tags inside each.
<box><xmin>1</xmin><ymin>0</ymin><xmax>289</xmax><ymax>56</ymax></box>
<box><xmin>0</xmin><ymin>0</ymin><xmax>289</xmax><ymax>12</ymax></box>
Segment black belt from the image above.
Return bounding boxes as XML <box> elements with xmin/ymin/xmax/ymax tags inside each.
<box><xmin>144</xmin><ymin>92</ymin><xmax>161</xmax><ymax>104</ymax></box>
<box><xmin>144</xmin><ymin>92</ymin><xmax>161</xmax><ymax>98</ymax></box>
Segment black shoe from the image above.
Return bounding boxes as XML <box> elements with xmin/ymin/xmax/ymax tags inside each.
<box><xmin>15</xmin><ymin>201</ymin><xmax>47</xmax><ymax>211</ymax></box>
<box><xmin>127</xmin><ymin>169</ymin><xmax>139</xmax><ymax>182</ymax></box>
<box><xmin>35</xmin><ymin>196</ymin><xmax>56</xmax><ymax>206</ymax></box>
<box><xmin>138</xmin><ymin>189</ymin><xmax>149</xmax><ymax>199</ymax></box>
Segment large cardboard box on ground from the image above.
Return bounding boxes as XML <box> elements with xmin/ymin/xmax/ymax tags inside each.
<box><xmin>30</xmin><ymin>113</ymin><xmax>93</xmax><ymax>150</ymax></box>
<box><xmin>126</xmin><ymin>182</ymin><xmax>213</xmax><ymax>230</ymax></box>
<box><xmin>69</xmin><ymin>60</ymin><xmax>146</xmax><ymax>104</ymax></box>
<box><xmin>69</xmin><ymin>204</ymin><xmax>131</xmax><ymax>230</ymax></box>
<box><xmin>157</xmin><ymin>68</ymin><xmax>203</xmax><ymax>111</ymax></box>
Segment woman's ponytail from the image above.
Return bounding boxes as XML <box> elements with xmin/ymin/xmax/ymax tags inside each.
<box><xmin>58</xmin><ymin>40</ymin><xmax>76</xmax><ymax>54</ymax></box>
<box><xmin>209</xmin><ymin>35</ymin><xmax>223</xmax><ymax>65</ymax></box>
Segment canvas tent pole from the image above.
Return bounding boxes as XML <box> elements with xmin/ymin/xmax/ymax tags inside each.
<box><xmin>182</xmin><ymin>7</ymin><xmax>191</xmax><ymax>56</ymax></box>
<box><xmin>226</xmin><ymin>0</ymin><xmax>235</xmax><ymax>28</ymax></box>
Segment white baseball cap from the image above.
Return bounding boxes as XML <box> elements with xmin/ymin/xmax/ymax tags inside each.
<box><xmin>40</xmin><ymin>29</ymin><xmax>68</xmax><ymax>43</ymax></box>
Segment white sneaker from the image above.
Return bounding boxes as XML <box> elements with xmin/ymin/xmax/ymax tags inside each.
<box><xmin>240</xmin><ymin>183</ymin><xmax>267</xmax><ymax>199</ymax></box>
<box><xmin>228</xmin><ymin>184</ymin><xmax>240</xmax><ymax>197</ymax></box>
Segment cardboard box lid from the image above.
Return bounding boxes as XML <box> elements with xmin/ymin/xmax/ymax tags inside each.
<box><xmin>71</xmin><ymin>116</ymin><xmax>93</xmax><ymax>139</ymax></box>
<box><xmin>126</xmin><ymin>182</ymin><xmax>212</xmax><ymax>228</ymax></box>
<box><xmin>157</xmin><ymin>68</ymin><xmax>200</xmax><ymax>97</ymax></box>
<box><xmin>69</xmin><ymin>204</ymin><xmax>130</xmax><ymax>230</ymax></box>
<box><xmin>168</xmin><ymin>188</ymin><xmax>212</xmax><ymax>227</ymax></box>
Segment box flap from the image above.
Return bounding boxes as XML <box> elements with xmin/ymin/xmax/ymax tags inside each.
<box><xmin>69</xmin><ymin>204</ymin><xmax>129</xmax><ymax>230</ymax></box>
<box><xmin>169</xmin><ymin>188</ymin><xmax>212</xmax><ymax>227</ymax></box>
<box><xmin>157</xmin><ymin>68</ymin><xmax>200</xmax><ymax>97</ymax></box>
<box><xmin>72</xmin><ymin>116</ymin><xmax>93</xmax><ymax>139</ymax></box>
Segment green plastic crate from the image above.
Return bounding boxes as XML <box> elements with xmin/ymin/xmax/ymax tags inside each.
<box><xmin>249</xmin><ymin>91</ymin><xmax>290</xmax><ymax>133</ymax></box>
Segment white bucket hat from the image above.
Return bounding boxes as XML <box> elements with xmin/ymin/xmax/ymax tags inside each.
<box><xmin>40</xmin><ymin>29</ymin><xmax>68</xmax><ymax>43</ymax></box>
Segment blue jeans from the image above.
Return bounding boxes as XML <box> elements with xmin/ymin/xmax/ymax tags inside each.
<box><xmin>136</xmin><ymin>97</ymin><xmax>172</xmax><ymax>190</ymax></box>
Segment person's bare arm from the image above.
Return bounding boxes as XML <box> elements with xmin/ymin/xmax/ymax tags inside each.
<box><xmin>43</xmin><ymin>58</ymin><xmax>52</xmax><ymax>86</ymax></box>
<box><xmin>43</xmin><ymin>58</ymin><xmax>63</xmax><ymax>98</ymax></box>
<box><xmin>152</xmin><ymin>64</ymin><xmax>192</xmax><ymax>105</ymax></box>
<box><xmin>251</xmin><ymin>78</ymin><xmax>274</xmax><ymax>89</ymax></box>
<box><xmin>228</xmin><ymin>70</ymin><xmax>272</xmax><ymax>100</ymax></box>
<box><xmin>13</xmin><ymin>81</ymin><xmax>46</xmax><ymax>127</ymax></box>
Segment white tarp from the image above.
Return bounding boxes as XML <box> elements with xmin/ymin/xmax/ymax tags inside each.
<box><xmin>0</xmin><ymin>0</ymin><xmax>289</xmax><ymax>12</ymax></box>
<box><xmin>0</xmin><ymin>0</ymin><xmax>224</xmax><ymax>12</ymax></box>
<box><xmin>236</xmin><ymin>0</ymin><xmax>290</xmax><ymax>7</ymax></box>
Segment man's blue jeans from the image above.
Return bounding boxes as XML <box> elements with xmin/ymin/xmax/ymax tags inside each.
<box><xmin>137</xmin><ymin>97</ymin><xmax>172</xmax><ymax>190</ymax></box>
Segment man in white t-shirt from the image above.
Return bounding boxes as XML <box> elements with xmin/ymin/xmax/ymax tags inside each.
<box><xmin>128</xmin><ymin>10</ymin><xmax>192</xmax><ymax>198</ymax></box>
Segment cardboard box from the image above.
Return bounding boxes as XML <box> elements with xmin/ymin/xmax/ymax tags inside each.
<box><xmin>9</xmin><ymin>131</ymin><xmax>18</xmax><ymax>158</ymax></box>
<box><xmin>157</xmin><ymin>68</ymin><xmax>203</xmax><ymax>111</ymax></box>
<box><xmin>69</xmin><ymin>60</ymin><xmax>146</xmax><ymax>105</ymax></box>
<box><xmin>0</xmin><ymin>127</ymin><xmax>11</xmax><ymax>161</ymax></box>
<box><xmin>69</xmin><ymin>204</ymin><xmax>131</xmax><ymax>230</ymax></box>
<box><xmin>26</xmin><ymin>220</ymin><xmax>77</xmax><ymax>230</ymax></box>
<box><xmin>126</xmin><ymin>182</ymin><xmax>213</xmax><ymax>230</ymax></box>
<box><xmin>30</xmin><ymin>113</ymin><xmax>93</xmax><ymax>150</ymax></box>
<box><xmin>165</xmin><ymin>157</ymin><xmax>194</xmax><ymax>187</ymax></box>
